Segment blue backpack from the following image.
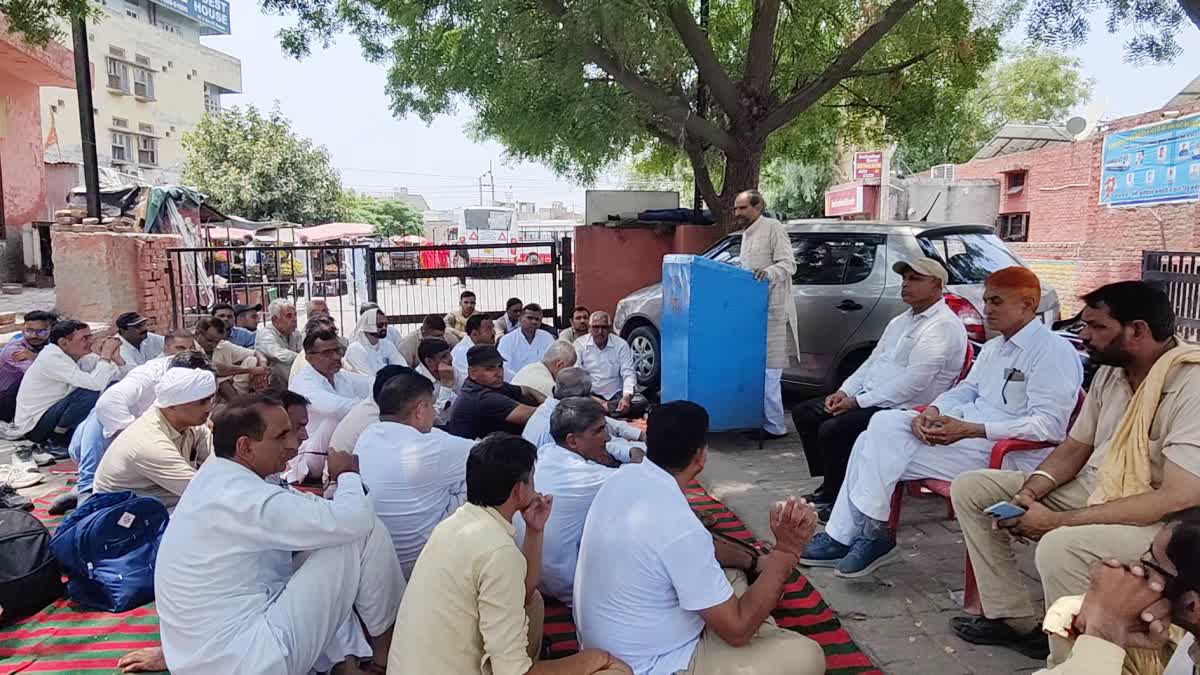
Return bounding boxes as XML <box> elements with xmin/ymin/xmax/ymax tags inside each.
<box><xmin>49</xmin><ymin>491</ymin><xmax>168</xmax><ymax>612</ymax></box>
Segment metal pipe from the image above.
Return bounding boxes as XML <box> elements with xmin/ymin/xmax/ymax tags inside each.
<box><xmin>71</xmin><ymin>17</ymin><xmax>101</xmax><ymax>219</ymax></box>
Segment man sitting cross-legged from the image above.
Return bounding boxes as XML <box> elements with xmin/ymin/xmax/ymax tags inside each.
<box><xmin>791</xmin><ymin>258</ymin><xmax>967</xmax><ymax>516</ymax></box>
<box><xmin>396</xmin><ymin>313</ymin><xmax>459</xmax><ymax>367</ymax></box>
<box><xmin>356</xmin><ymin>370</ymin><xmax>474</xmax><ymax>578</ymax></box>
<box><xmin>446</xmin><ymin>345</ymin><xmax>545</xmax><ymax>439</ymax></box>
<box><xmin>451</xmin><ymin>312</ymin><xmax>497</xmax><ymax>392</ymax></box>
<box><xmin>523</xmin><ymin>367</ymin><xmax>644</xmax><ymax>461</ymax></box>
<box><xmin>286</xmin><ymin>328</ymin><xmax>371</xmax><ymax>483</ymax></box>
<box><xmin>155</xmin><ymin>394</ymin><xmax>404</xmax><ymax>675</ymax></box>
<box><xmin>949</xmin><ymin>280</ymin><xmax>1200</xmax><ymax>662</ymax></box>
<box><xmin>533</xmin><ymin>397</ymin><xmax>642</xmax><ymax>605</ymax></box>
<box><xmin>574</xmin><ymin>401</ymin><xmax>826</xmax><ymax>675</ymax></box>
<box><xmin>499</xmin><ymin>303</ymin><xmax>556</xmax><ymax>380</ymax></box>
<box><xmin>92</xmin><ymin>367</ymin><xmax>217</xmax><ymax>512</ymax></box>
<box><xmin>573</xmin><ymin>311</ymin><xmax>646</xmax><ymax>420</ymax></box>
<box><xmin>415</xmin><ymin>337</ymin><xmax>457</xmax><ymax>427</ymax></box>
<box><xmin>191</xmin><ymin>317</ymin><xmax>270</xmax><ymax>401</ymax></box>
<box><xmin>390</xmin><ymin>433</ymin><xmax>632</xmax><ymax>674</ymax></box>
<box><xmin>802</xmin><ymin>266</ymin><xmax>1083</xmax><ymax>578</ymax></box>
<box><xmin>513</xmin><ymin>340</ymin><xmax>578</xmax><ymax>400</ymax></box>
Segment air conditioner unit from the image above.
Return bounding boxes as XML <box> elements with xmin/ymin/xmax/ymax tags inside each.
<box><xmin>930</xmin><ymin>164</ymin><xmax>955</xmax><ymax>180</ymax></box>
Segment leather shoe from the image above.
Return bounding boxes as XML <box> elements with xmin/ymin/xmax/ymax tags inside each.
<box><xmin>743</xmin><ymin>430</ymin><xmax>789</xmax><ymax>441</ymax></box>
<box><xmin>950</xmin><ymin>615</ymin><xmax>1049</xmax><ymax>660</ymax></box>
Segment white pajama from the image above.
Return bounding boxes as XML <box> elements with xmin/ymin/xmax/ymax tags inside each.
<box><xmin>764</xmin><ymin>368</ymin><xmax>786</xmax><ymax>435</ymax></box>
<box><xmin>279</xmin><ymin>517</ymin><xmax>404</xmax><ymax>673</ymax></box>
<box><xmin>824</xmin><ymin>409</ymin><xmax>1054</xmax><ymax>545</ymax></box>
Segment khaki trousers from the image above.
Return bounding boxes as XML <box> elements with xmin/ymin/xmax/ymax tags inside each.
<box><xmin>527</xmin><ymin>591</ymin><xmax>545</xmax><ymax>661</ymax></box>
<box><xmin>950</xmin><ymin>469</ymin><xmax>1161</xmax><ymax>621</ymax></box>
<box><xmin>679</xmin><ymin>570</ymin><xmax>825</xmax><ymax>675</ymax></box>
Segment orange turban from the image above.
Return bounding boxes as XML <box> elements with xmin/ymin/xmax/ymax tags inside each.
<box><xmin>985</xmin><ymin>266</ymin><xmax>1041</xmax><ymax>304</ymax></box>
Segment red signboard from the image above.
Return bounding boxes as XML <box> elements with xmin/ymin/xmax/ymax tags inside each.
<box><xmin>824</xmin><ymin>183</ymin><xmax>865</xmax><ymax>217</ymax></box>
<box><xmin>854</xmin><ymin>151</ymin><xmax>884</xmax><ymax>181</ymax></box>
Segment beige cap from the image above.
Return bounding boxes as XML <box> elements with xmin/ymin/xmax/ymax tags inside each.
<box><xmin>892</xmin><ymin>258</ymin><xmax>948</xmax><ymax>286</ymax></box>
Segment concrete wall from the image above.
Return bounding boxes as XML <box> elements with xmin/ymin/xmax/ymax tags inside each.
<box><xmin>896</xmin><ymin>178</ymin><xmax>1000</xmax><ymax>224</ymax></box>
<box><xmin>575</xmin><ymin>224</ymin><xmax>724</xmax><ymax>317</ymax></box>
<box><xmin>40</xmin><ymin>6</ymin><xmax>242</xmax><ymax>184</ymax></box>
<box><xmin>951</xmin><ymin>101</ymin><xmax>1200</xmax><ymax>315</ymax></box>
<box><xmin>51</xmin><ymin>229</ymin><xmax>180</xmax><ymax>326</ymax></box>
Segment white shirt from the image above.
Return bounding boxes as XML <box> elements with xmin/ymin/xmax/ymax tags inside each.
<box><xmin>575</xmin><ymin>460</ymin><xmax>733</xmax><ymax>675</ymax></box>
<box><xmin>840</xmin><ymin>299</ymin><xmax>969</xmax><ymax>410</ymax></box>
<box><xmin>96</xmin><ymin>356</ymin><xmax>173</xmax><ymax>438</ymax></box>
<box><xmin>287</xmin><ymin>365</ymin><xmax>371</xmax><ymax>482</ymax></box>
<box><xmin>932</xmin><ymin>319</ymin><xmax>1083</xmax><ymax>442</ymax></box>
<box><xmin>498</xmin><ymin>328</ymin><xmax>555</xmax><ymax>381</ymax></box>
<box><xmin>536</xmin><ymin>443</ymin><xmax>621</xmax><ymax>603</ymax></box>
<box><xmin>355</xmin><ymin>421</ymin><xmax>473</xmax><ymax>578</ymax></box>
<box><xmin>343</xmin><ymin>339</ymin><xmax>406</xmax><ymax>377</ymax></box>
<box><xmin>117</xmin><ymin>333</ymin><xmax>165</xmax><ymax>378</ymax></box>
<box><xmin>450</xmin><ymin>334</ymin><xmax>475</xmax><ymax>392</ymax></box>
<box><xmin>575</xmin><ymin>334</ymin><xmax>637</xmax><ymax>399</ymax></box>
<box><xmin>156</xmin><ymin>457</ymin><xmax>374</xmax><ymax>674</ymax></box>
<box><xmin>415</xmin><ymin>362</ymin><xmax>456</xmax><ymax>426</ymax></box>
<box><xmin>523</xmin><ymin>397</ymin><xmax>643</xmax><ymax>461</ymax></box>
<box><xmin>329</xmin><ymin>399</ymin><xmax>380</xmax><ymax>453</ymax></box>
<box><xmin>511</xmin><ymin>361</ymin><xmax>556</xmax><ymax>399</ymax></box>
<box><xmin>12</xmin><ymin>344</ymin><xmax>118</xmax><ymax>436</ymax></box>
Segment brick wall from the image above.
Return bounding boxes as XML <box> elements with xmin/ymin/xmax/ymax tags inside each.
<box><xmin>51</xmin><ymin>229</ymin><xmax>182</xmax><ymax>328</ymax></box>
<box><xmin>954</xmin><ymin>101</ymin><xmax>1200</xmax><ymax>302</ymax></box>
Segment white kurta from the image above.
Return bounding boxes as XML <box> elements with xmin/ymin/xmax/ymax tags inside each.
<box><xmin>415</xmin><ymin>362</ymin><xmax>456</xmax><ymax>426</ymax></box>
<box><xmin>737</xmin><ymin>215</ymin><xmax>798</xmax><ymax>369</ymax></box>
<box><xmin>12</xmin><ymin>344</ymin><xmax>117</xmax><ymax>436</ymax></box>
<box><xmin>95</xmin><ymin>356</ymin><xmax>172</xmax><ymax>438</ymax></box>
<box><xmin>343</xmin><ymin>339</ymin><xmax>406</xmax><ymax>377</ymax></box>
<box><xmin>156</xmin><ymin>458</ymin><xmax>404</xmax><ymax>675</ymax></box>
<box><xmin>117</xmin><ymin>333</ymin><xmax>165</xmax><ymax>378</ymax></box>
<box><xmin>522</xmin><ymin>397</ymin><xmax>643</xmax><ymax>461</ymax></box>
<box><xmin>287</xmin><ymin>365</ymin><xmax>371</xmax><ymax>483</ymax></box>
<box><xmin>497</xmin><ymin>328</ymin><xmax>555</xmax><ymax>381</ymax></box>
<box><xmin>450</xmin><ymin>334</ymin><xmax>476</xmax><ymax>392</ymax></box>
<box><xmin>825</xmin><ymin>319</ymin><xmax>1084</xmax><ymax>544</ymax></box>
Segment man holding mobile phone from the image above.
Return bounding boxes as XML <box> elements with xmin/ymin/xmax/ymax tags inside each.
<box><xmin>949</xmin><ymin>281</ymin><xmax>1200</xmax><ymax>665</ymax></box>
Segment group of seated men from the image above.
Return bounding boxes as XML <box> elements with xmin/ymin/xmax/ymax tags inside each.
<box><xmin>781</xmin><ymin>257</ymin><xmax>1200</xmax><ymax>671</ymax></box>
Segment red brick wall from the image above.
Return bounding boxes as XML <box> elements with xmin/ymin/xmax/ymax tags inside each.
<box><xmin>954</xmin><ymin>101</ymin><xmax>1200</xmax><ymax>313</ymax></box>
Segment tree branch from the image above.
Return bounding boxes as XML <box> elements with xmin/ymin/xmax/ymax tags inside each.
<box><xmin>683</xmin><ymin>141</ymin><xmax>722</xmax><ymax>214</ymax></box>
<box><xmin>666</xmin><ymin>1</ymin><xmax>743</xmax><ymax>120</ymax></box>
<box><xmin>761</xmin><ymin>0</ymin><xmax>922</xmax><ymax>134</ymax></box>
<box><xmin>845</xmin><ymin>48</ymin><xmax>937</xmax><ymax>78</ymax></box>
<box><xmin>743</xmin><ymin>0</ymin><xmax>782</xmax><ymax>96</ymax></box>
<box><xmin>539</xmin><ymin>0</ymin><xmax>739</xmax><ymax>153</ymax></box>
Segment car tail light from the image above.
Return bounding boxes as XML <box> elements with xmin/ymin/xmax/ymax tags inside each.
<box><xmin>944</xmin><ymin>292</ymin><xmax>986</xmax><ymax>343</ymax></box>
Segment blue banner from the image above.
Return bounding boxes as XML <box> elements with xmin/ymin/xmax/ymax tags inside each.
<box><xmin>1099</xmin><ymin>113</ymin><xmax>1200</xmax><ymax>207</ymax></box>
<box><xmin>151</xmin><ymin>0</ymin><xmax>230</xmax><ymax>35</ymax></box>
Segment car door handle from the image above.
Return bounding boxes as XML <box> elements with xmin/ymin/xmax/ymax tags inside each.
<box><xmin>837</xmin><ymin>300</ymin><xmax>864</xmax><ymax>311</ymax></box>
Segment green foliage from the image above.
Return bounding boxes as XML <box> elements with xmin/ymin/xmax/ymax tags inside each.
<box><xmin>894</xmin><ymin>46</ymin><xmax>1092</xmax><ymax>173</ymax></box>
<box><xmin>341</xmin><ymin>193</ymin><xmax>423</xmax><ymax>238</ymax></box>
<box><xmin>760</xmin><ymin>160</ymin><xmax>835</xmax><ymax>219</ymax></box>
<box><xmin>180</xmin><ymin>105</ymin><xmax>345</xmax><ymax>225</ymax></box>
<box><xmin>0</xmin><ymin>0</ymin><xmax>97</xmax><ymax>46</ymax></box>
<box><xmin>1025</xmin><ymin>0</ymin><xmax>1197</xmax><ymax>63</ymax></box>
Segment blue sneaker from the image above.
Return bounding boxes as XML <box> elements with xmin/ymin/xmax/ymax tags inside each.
<box><xmin>799</xmin><ymin>532</ymin><xmax>850</xmax><ymax>567</ymax></box>
<box><xmin>835</xmin><ymin>536</ymin><xmax>898</xmax><ymax>578</ymax></box>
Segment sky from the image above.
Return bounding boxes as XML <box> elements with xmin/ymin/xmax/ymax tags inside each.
<box><xmin>200</xmin><ymin>6</ymin><xmax>1200</xmax><ymax>212</ymax></box>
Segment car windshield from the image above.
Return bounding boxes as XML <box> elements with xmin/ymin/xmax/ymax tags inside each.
<box><xmin>702</xmin><ymin>236</ymin><xmax>742</xmax><ymax>266</ymax></box>
<box><xmin>918</xmin><ymin>232</ymin><xmax>1021</xmax><ymax>284</ymax></box>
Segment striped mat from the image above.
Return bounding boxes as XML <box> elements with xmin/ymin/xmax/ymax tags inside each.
<box><xmin>543</xmin><ymin>483</ymin><xmax>880</xmax><ymax>674</ymax></box>
<box><xmin>3</xmin><ymin>483</ymin><xmax>878</xmax><ymax>674</ymax></box>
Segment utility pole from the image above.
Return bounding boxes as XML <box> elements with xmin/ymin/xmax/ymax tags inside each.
<box><xmin>71</xmin><ymin>17</ymin><xmax>101</xmax><ymax>219</ymax></box>
<box><xmin>692</xmin><ymin>0</ymin><xmax>709</xmax><ymax>217</ymax></box>
<box><xmin>479</xmin><ymin>164</ymin><xmax>496</xmax><ymax>206</ymax></box>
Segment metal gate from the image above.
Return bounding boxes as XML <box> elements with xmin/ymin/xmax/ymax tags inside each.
<box><xmin>166</xmin><ymin>237</ymin><xmax>574</xmax><ymax>333</ymax></box>
<box><xmin>1143</xmin><ymin>250</ymin><xmax>1200</xmax><ymax>342</ymax></box>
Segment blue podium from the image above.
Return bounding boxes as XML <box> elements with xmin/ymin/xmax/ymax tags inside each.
<box><xmin>660</xmin><ymin>254</ymin><xmax>767</xmax><ymax>432</ymax></box>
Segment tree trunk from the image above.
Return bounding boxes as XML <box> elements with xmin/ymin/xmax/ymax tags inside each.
<box><xmin>713</xmin><ymin>147</ymin><xmax>765</xmax><ymax>233</ymax></box>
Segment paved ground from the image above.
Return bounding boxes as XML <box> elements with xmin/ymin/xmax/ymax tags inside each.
<box><xmin>0</xmin><ymin>287</ymin><xmax>58</xmax><ymax>318</ymax></box>
<box><xmin>699</xmin><ymin>403</ymin><xmax>1048</xmax><ymax>674</ymax></box>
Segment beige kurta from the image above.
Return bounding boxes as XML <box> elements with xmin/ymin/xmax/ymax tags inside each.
<box><xmin>739</xmin><ymin>215</ymin><xmax>799</xmax><ymax>368</ymax></box>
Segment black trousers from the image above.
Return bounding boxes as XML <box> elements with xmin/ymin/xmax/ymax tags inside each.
<box><xmin>0</xmin><ymin>379</ymin><xmax>20</xmax><ymax>423</ymax></box>
<box><xmin>790</xmin><ymin>397</ymin><xmax>884</xmax><ymax>497</ymax></box>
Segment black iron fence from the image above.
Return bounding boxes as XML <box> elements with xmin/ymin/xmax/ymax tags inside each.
<box><xmin>166</xmin><ymin>237</ymin><xmax>574</xmax><ymax>335</ymax></box>
<box><xmin>1143</xmin><ymin>250</ymin><xmax>1200</xmax><ymax>342</ymax></box>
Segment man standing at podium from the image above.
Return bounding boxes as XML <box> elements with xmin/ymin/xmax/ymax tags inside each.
<box><xmin>734</xmin><ymin>190</ymin><xmax>798</xmax><ymax>440</ymax></box>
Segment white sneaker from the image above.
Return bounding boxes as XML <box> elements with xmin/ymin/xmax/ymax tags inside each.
<box><xmin>0</xmin><ymin>463</ymin><xmax>44</xmax><ymax>489</ymax></box>
<box><xmin>31</xmin><ymin>451</ymin><xmax>55</xmax><ymax>467</ymax></box>
<box><xmin>10</xmin><ymin>452</ymin><xmax>38</xmax><ymax>474</ymax></box>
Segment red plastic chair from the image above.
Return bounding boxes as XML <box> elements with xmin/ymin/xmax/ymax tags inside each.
<box><xmin>888</xmin><ymin>388</ymin><xmax>1086</xmax><ymax>614</ymax></box>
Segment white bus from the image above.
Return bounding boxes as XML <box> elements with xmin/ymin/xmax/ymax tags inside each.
<box><xmin>453</xmin><ymin>208</ymin><xmax>575</xmax><ymax>265</ymax></box>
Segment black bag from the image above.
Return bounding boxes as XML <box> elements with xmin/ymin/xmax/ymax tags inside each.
<box><xmin>0</xmin><ymin>509</ymin><xmax>64</xmax><ymax>623</ymax></box>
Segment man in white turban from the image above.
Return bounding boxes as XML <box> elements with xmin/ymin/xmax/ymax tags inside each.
<box><xmin>93</xmin><ymin>367</ymin><xmax>217</xmax><ymax>512</ymax></box>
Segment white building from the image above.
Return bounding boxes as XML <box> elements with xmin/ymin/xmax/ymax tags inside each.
<box><xmin>40</xmin><ymin>0</ymin><xmax>241</xmax><ymax>184</ymax></box>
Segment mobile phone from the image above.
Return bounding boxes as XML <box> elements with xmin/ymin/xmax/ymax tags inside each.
<box><xmin>984</xmin><ymin>501</ymin><xmax>1026</xmax><ymax>519</ymax></box>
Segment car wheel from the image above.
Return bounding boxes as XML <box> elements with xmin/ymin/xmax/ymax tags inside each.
<box><xmin>628</xmin><ymin>325</ymin><xmax>661</xmax><ymax>392</ymax></box>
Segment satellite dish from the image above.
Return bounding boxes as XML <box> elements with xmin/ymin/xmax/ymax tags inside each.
<box><xmin>1065</xmin><ymin>116</ymin><xmax>1087</xmax><ymax>136</ymax></box>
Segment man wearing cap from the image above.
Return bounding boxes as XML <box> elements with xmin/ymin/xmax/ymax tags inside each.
<box><xmin>211</xmin><ymin>303</ymin><xmax>257</xmax><ymax>348</ymax></box>
<box><xmin>446</xmin><ymin>345</ymin><xmax>545</xmax><ymax>439</ymax></box>
<box><xmin>732</xmin><ymin>189</ymin><xmax>797</xmax><ymax>440</ymax></box>
<box><xmin>93</xmin><ymin>367</ymin><xmax>217</xmax><ymax>512</ymax></box>
<box><xmin>802</xmin><ymin>266</ymin><xmax>1083</xmax><ymax>577</ymax></box>
<box><xmin>116</xmin><ymin>312</ymin><xmax>165</xmax><ymax>378</ymax></box>
<box><xmin>790</xmin><ymin>259</ymin><xmax>968</xmax><ymax>518</ymax></box>
<box><xmin>233</xmin><ymin>304</ymin><xmax>261</xmax><ymax>345</ymax></box>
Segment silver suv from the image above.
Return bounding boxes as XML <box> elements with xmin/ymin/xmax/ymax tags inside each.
<box><xmin>613</xmin><ymin>221</ymin><xmax>1061</xmax><ymax>395</ymax></box>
